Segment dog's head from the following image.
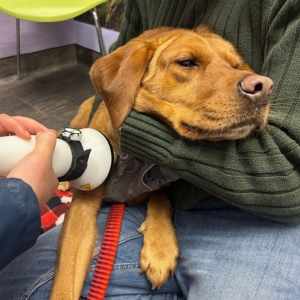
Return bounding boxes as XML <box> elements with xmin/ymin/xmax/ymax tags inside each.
<box><xmin>90</xmin><ymin>25</ymin><xmax>273</xmax><ymax>141</ymax></box>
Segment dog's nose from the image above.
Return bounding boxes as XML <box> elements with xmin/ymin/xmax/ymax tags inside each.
<box><xmin>239</xmin><ymin>75</ymin><xmax>273</xmax><ymax>106</ymax></box>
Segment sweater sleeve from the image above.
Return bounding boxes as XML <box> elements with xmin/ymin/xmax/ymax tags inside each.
<box><xmin>120</xmin><ymin>0</ymin><xmax>300</xmax><ymax>222</ymax></box>
<box><xmin>0</xmin><ymin>178</ymin><xmax>41</xmax><ymax>269</ymax></box>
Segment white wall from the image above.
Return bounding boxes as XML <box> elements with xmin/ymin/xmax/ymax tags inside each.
<box><xmin>0</xmin><ymin>11</ymin><xmax>119</xmax><ymax>59</ymax></box>
<box><xmin>74</xmin><ymin>20</ymin><xmax>119</xmax><ymax>54</ymax></box>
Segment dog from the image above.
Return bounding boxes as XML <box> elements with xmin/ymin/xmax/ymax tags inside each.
<box><xmin>49</xmin><ymin>25</ymin><xmax>273</xmax><ymax>299</ymax></box>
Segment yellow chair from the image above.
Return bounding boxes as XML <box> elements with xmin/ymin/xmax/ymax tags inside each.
<box><xmin>0</xmin><ymin>0</ymin><xmax>108</xmax><ymax>79</ymax></box>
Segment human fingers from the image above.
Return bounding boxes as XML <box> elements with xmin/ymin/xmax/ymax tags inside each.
<box><xmin>13</xmin><ymin>116</ymin><xmax>49</xmax><ymax>135</ymax></box>
<box><xmin>0</xmin><ymin>114</ymin><xmax>49</xmax><ymax>139</ymax></box>
<box><xmin>34</xmin><ymin>130</ymin><xmax>57</xmax><ymax>157</ymax></box>
<box><xmin>0</xmin><ymin>114</ymin><xmax>30</xmax><ymax>138</ymax></box>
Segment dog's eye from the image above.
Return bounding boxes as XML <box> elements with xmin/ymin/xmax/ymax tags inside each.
<box><xmin>177</xmin><ymin>60</ymin><xmax>198</xmax><ymax>68</ymax></box>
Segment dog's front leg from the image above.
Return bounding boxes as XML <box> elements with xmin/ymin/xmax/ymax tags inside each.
<box><xmin>138</xmin><ymin>191</ymin><xmax>179</xmax><ymax>289</ymax></box>
<box><xmin>50</xmin><ymin>185</ymin><xmax>105</xmax><ymax>300</ymax></box>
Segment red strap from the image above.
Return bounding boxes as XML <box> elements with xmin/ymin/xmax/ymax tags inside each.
<box><xmin>87</xmin><ymin>203</ymin><xmax>125</xmax><ymax>300</ymax></box>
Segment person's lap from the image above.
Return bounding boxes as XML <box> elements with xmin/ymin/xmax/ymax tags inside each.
<box><xmin>0</xmin><ymin>202</ymin><xmax>182</xmax><ymax>300</ymax></box>
<box><xmin>175</xmin><ymin>202</ymin><xmax>300</xmax><ymax>299</ymax></box>
<box><xmin>0</xmin><ymin>200</ymin><xmax>300</xmax><ymax>300</ymax></box>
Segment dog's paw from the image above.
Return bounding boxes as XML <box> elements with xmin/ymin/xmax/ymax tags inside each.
<box><xmin>138</xmin><ymin>220</ymin><xmax>179</xmax><ymax>290</ymax></box>
<box><xmin>57</xmin><ymin>181</ymin><xmax>71</xmax><ymax>191</ymax></box>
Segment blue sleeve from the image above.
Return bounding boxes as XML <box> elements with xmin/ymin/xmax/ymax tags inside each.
<box><xmin>0</xmin><ymin>178</ymin><xmax>41</xmax><ymax>270</ymax></box>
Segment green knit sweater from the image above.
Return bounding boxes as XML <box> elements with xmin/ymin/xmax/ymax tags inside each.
<box><xmin>107</xmin><ymin>0</ymin><xmax>300</xmax><ymax>222</ymax></box>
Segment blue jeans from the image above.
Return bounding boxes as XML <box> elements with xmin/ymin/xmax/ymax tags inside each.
<box><xmin>1</xmin><ymin>199</ymin><xmax>300</xmax><ymax>300</ymax></box>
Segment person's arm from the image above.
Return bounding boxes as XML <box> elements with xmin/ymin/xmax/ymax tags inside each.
<box><xmin>0</xmin><ymin>115</ymin><xmax>58</xmax><ymax>268</ymax></box>
<box><xmin>0</xmin><ymin>178</ymin><xmax>41</xmax><ymax>270</ymax></box>
<box><xmin>119</xmin><ymin>0</ymin><xmax>300</xmax><ymax>222</ymax></box>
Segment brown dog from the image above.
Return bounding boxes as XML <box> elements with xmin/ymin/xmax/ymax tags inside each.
<box><xmin>49</xmin><ymin>25</ymin><xmax>273</xmax><ymax>299</ymax></box>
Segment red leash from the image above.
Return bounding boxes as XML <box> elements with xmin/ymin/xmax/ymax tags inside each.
<box><xmin>87</xmin><ymin>203</ymin><xmax>125</xmax><ymax>300</ymax></box>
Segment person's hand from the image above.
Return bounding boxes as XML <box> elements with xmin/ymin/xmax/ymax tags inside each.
<box><xmin>6</xmin><ymin>130</ymin><xmax>59</xmax><ymax>206</ymax></box>
<box><xmin>0</xmin><ymin>114</ymin><xmax>48</xmax><ymax>139</ymax></box>
<box><xmin>0</xmin><ymin>114</ymin><xmax>58</xmax><ymax>205</ymax></box>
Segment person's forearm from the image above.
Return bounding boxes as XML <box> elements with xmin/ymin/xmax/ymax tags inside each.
<box><xmin>121</xmin><ymin>111</ymin><xmax>300</xmax><ymax>221</ymax></box>
<box><xmin>0</xmin><ymin>178</ymin><xmax>41</xmax><ymax>269</ymax></box>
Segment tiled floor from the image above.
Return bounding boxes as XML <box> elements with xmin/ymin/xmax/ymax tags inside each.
<box><xmin>0</xmin><ymin>62</ymin><xmax>96</xmax><ymax>130</ymax></box>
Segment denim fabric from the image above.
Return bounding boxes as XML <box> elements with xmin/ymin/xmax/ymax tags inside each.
<box><xmin>0</xmin><ymin>178</ymin><xmax>41</xmax><ymax>269</ymax></box>
<box><xmin>0</xmin><ymin>200</ymin><xmax>300</xmax><ymax>300</ymax></box>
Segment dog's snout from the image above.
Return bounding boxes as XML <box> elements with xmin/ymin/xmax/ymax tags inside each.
<box><xmin>239</xmin><ymin>75</ymin><xmax>273</xmax><ymax>106</ymax></box>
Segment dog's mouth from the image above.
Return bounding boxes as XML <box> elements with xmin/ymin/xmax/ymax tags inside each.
<box><xmin>181</xmin><ymin>118</ymin><xmax>265</xmax><ymax>140</ymax></box>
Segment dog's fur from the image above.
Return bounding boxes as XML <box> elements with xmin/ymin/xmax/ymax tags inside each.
<box><xmin>49</xmin><ymin>25</ymin><xmax>272</xmax><ymax>299</ymax></box>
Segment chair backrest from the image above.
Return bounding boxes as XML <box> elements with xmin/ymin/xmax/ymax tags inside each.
<box><xmin>0</xmin><ymin>0</ymin><xmax>108</xmax><ymax>22</ymax></box>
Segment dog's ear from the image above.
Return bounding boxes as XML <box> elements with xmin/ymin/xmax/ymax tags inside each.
<box><xmin>90</xmin><ymin>39</ymin><xmax>156</xmax><ymax>129</ymax></box>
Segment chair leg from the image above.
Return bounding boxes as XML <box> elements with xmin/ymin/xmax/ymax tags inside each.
<box><xmin>16</xmin><ymin>18</ymin><xmax>21</xmax><ymax>80</ymax></box>
<box><xmin>90</xmin><ymin>7</ymin><xmax>106</xmax><ymax>56</ymax></box>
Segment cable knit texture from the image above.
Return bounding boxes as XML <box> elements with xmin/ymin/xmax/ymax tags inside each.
<box><xmin>106</xmin><ymin>0</ymin><xmax>300</xmax><ymax>221</ymax></box>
